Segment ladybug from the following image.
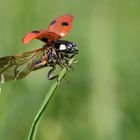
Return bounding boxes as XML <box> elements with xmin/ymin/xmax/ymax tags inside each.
<box><xmin>0</xmin><ymin>14</ymin><xmax>78</xmax><ymax>83</ymax></box>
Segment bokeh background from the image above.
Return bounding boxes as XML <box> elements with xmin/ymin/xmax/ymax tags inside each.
<box><xmin>0</xmin><ymin>0</ymin><xmax>140</xmax><ymax>140</ymax></box>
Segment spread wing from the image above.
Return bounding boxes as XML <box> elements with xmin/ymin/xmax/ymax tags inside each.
<box><xmin>0</xmin><ymin>48</ymin><xmax>49</xmax><ymax>84</ymax></box>
<box><xmin>48</xmin><ymin>14</ymin><xmax>74</xmax><ymax>37</ymax></box>
<box><xmin>22</xmin><ymin>14</ymin><xmax>74</xmax><ymax>45</ymax></box>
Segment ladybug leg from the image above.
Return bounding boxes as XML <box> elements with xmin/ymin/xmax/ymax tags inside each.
<box><xmin>73</xmin><ymin>59</ymin><xmax>79</xmax><ymax>64</ymax></box>
<box><xmin>57</xmin><ymin>58</ymin><xmax>69</xmax><ymax>70</ymax></box>
<box><xmin>47</xmin><ymin>66</ymin><xmax>58</xmax><ymax>80</ymax></box>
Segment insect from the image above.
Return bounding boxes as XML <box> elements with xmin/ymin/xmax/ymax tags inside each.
<box><xmin>0</xmin><ymin>14</ymin><xmax>78</xmax><ymax>84</ymax></box>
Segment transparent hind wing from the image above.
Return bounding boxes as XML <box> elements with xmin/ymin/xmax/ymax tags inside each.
<box><xmin>0</xmin><ymin>48</ymin><xmax>48</xmax><ymax>83</ymax></box>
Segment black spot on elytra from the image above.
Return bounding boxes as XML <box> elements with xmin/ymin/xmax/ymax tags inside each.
<box><xmin>61</xmin><ymin>21</ymin><xmax>69</xmax><ymax>26</ymax></box>
<box><xmin>32</xmin><ymin>30</ymin><xmax>40</xmax><ymax>34</ymax></box>
<box><xmin>41</xmin><ymin>37</ymin><xmax>48</xmax><ymax>43</ymax></box>
<box><xmin>50</xmin><ymin>20</ymin><xmax>56</xmax><ymax>25</ymax></box>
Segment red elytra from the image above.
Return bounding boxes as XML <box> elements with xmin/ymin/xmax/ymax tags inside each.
<box><xmin>22</xmin><ymin>14</ymin><xmax>74</xmax><ymax>45</ymax></box>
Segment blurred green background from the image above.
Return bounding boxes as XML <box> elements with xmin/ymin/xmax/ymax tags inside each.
<box><xmin>0</xmin><ymin>0</ymin><xmax>140</xmax><ymax>140</ymax></box>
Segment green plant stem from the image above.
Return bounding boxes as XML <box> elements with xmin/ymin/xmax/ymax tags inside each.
<box><xmin>27</xmin><ymin>58</ymin><xmax>74</xmax><ymax>140</ymax></box>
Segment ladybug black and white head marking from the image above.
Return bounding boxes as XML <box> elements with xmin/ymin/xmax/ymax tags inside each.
<box><xmin>59</xmin><ymin>44</ymin><xmax>67</xmax><ymax>51</ymax></box>
<box><xmin>53</xmin><ymin>40</ymin><xmax>78</xmax><ymax>54</ymax></box>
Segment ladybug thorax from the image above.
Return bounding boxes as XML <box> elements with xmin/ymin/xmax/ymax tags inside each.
<box><xmin>52</xmin><ymin>40</ymin><xmax>78</xmax><ymax>54</ymax></box>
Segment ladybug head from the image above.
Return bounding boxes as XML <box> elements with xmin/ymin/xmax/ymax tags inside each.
<box><xmin>53</xmin><ymin>40</ymin><xmax>78</xmax><ymax>54</ymax></box>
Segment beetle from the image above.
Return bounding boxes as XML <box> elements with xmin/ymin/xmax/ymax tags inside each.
<box><xmin>0</xmin><ymin>14</ymin><xmax>78</xmax><ymax>83</ymax></box>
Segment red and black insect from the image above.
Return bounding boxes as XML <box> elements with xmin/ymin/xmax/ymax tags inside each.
<box><xmin>0</xmin><ymin>14</ymin><xmax>78</xmax><ymax>83</ymax></box>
